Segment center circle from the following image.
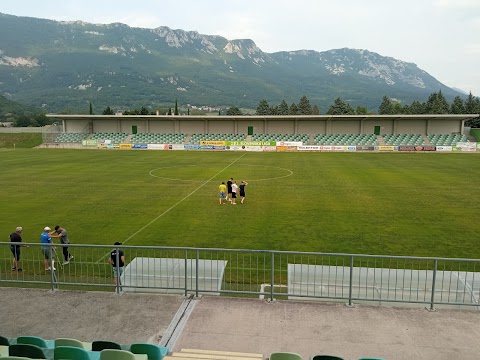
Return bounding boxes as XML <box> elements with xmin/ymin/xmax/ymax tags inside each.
<box><xmin>149</xmin><ymin>164</ymin><xmax>293</xmax><ymax>182</ymax></box>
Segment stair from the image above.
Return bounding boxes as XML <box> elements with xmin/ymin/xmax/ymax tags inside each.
<box><xmin>245</xmin><ymin>135</ymin><xmax>252</xmax><ymax>141</ymax></box>
<box><xmin>376</xmin><ymin>135</ymin><xmax>385</xmax><ymax>146</ymax></box>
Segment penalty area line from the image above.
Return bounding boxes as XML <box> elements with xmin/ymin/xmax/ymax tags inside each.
<box><xmin>95</xmin><ymin>152</ymin><xmax>247</xmax><ymax>264</ymax></box>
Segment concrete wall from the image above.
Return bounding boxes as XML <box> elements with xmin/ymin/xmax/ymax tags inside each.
<box><xmin>179</xmin><ymin>120</ymin><xmax>205</xmax><ymax>134</ymax></box>
<box><xmin>64</xmin><ymin>120</ymin><xmax>89</xmax><ymax>133</ymax></box>
<box><xmin>298</xmin><ymin>120</ymin><xmax>327</xmax><ymax>134</ymax></box>
<box><xmin>396</xmin><ymin>120</ymin><xmax>427</xmax><ymax>134</ymax></box>
<box><xmin>267</xmin><ymin>120</ymin><xmax>295</xmax><ymax>134</ymax></box>
<box><xmin>207</xmin><ymin>120</ymin><xmax>235</xmax><ymax>133</ymax></box>
<box><xmin>363</xmin><ymin>119</ymin><xmax>394</xmax><ymax>135</ymax></box>
<box><xmin>148</xmin><ymin>120</ymin><xmax>176</xmax><ymax>133</ymax></box>
<box><xmin>331</xmin><ymin>120</ymin><xmax>361</xmax><ymax>134</ymax></box>
<box><xmin>237</xmin><ymin>120</ymin><xmax>265</xmax><ymax>135</ymax></box>
<box><xmin>428</xmin><ymin>120</ymin><xmax>462</xmax><ymax>134</ymax></box>
<box><xmin>120</xmin><ymin>119</ymin><xmax>147</xmax><ymax>134</ymax></box>
<box><xmin>92</xmin><ymin>120</ymin><xmax>120</xmax><ymax>133</ymax></box>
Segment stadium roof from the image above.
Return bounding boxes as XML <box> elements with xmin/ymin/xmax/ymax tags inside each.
<box><xmin>47</xmin><ymin>114</ymin><xmax>479</xmax><ymax>121</ymax></box>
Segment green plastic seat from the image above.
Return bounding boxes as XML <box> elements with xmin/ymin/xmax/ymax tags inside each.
<box><xmin>16</xmin><ymin>336</ymin><xmax>48</xmax><ymax>348</ymax></box>
<box><xmin>92</xmin><ymin>341</ymin><xmax>121</xmax><ymax>351</ymax></box>
<box><xmin>0</xmin><ymin>335</ymin><xmax>10</xmax><ymax>345</ymax></box>
<box><xmin>54</xmin><ymin>346</ymin><xmax>90</xmax><ymax>360</ymax></box>
<box><xmin>130</xmin><ymin>343</ymin><xmax>168</xmax><ymax>360</ymax></box>
<box><xmin>0</xmin><ymin>357</ymin><xmax>32</xmax><ymax>359</ymax></box>
<box><xmin>270</xmin><ymin>352</ymin><xmax>303</xmax><ymax>360</ymax></box>
<box><xmin>9</xmin><ymin>344</ymin><xmax>47</xmax><ymax>359</ymax></box>
<box><xmin>54</xmin><ymin>338</ymin><xmax>84</xmax><ymax>349</ymax></box>
<box><xmin>311</xmin><ymin>356</ymin><xmax>344</xmax><ymax>360</ymax></box>
<box><xmin>100</xmin><ymin>349</ymin><xmax>136</xmax><ymax>360</ymax></box>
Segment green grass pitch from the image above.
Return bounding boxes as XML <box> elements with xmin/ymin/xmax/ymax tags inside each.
<box><xmin>1</xmin><ymin>149</ymin><xmax>480</xmax><ymax>259</ymax></box>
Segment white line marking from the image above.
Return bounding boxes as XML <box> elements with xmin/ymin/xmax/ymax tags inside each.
<box><xmin>95</xmin><ymin>153</ymin><xmax>247</xmax><ymax>263</ymax></box>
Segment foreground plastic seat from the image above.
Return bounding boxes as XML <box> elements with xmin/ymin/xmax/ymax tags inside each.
<box><xmin>358</xmin><ymin>358</ymin><xmax>385</xmax><ymax>360</ymax></box>
<box><xmin>100</xmin><ymin>349</ymin><xmax>136</xmax><ymax>360</ymax></box>
<box><xmin>54</xmin><ymin>338</ymin><xmax>85</xmax><ymax>349</ymax></box>
<box><xmin>16</xmin><ymin>336</ymin><xmax>48</xmax><ymax>348</ymax></box>
<box><xmin>9</xmin><ymin>344</ymin><xmax>47</xmax><ymax>359</ymax></box>
<box><xmin>270</xmin><ymin>352</ymin><xmax>303</xmax><ymax>360</ymax></box>
<box><xmin>92</xmin><ymin>340</ymin><xmax>121</xmax><ymax>351</ymax></box>
<box><xmin>130</xmin><ymin>343</ymin><xmax>168</xmax><ymax>360</ymax></box>
<box><xmin>54</xmin><ymin>346</ymin><xmax>90</xmax><ymax>360</ymax></box>
<box><xmin>0</xmin><ymin>335</ymin><xmax>10</xmax><ymax>346</ymax></box>
<box><xmin>311</xmin><ymin>356</ymin><xmax>344</xmax><ymax>360</ymax></box>
<box><xmin>0</xmin><ymin>357</ymin><xmax>32</xmax><ymax>359</ymax></box>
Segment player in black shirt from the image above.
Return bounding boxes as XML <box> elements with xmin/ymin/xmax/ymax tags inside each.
<box><xmin>226</xmin><ymin>178</ymin><xmax>233</xmax><ymax>202</ymax></box>
<box><xmin>239</xmin><ymin>181</ymin><xmax>248</xmax><ymax>204</ymax></box>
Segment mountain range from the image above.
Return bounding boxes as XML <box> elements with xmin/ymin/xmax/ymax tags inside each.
<box><xmin>0</xmin><ymin>12</ymin><xmax>464</xmax><ymax>113</ymax></box>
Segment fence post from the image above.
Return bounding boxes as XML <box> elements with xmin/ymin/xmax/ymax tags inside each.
<box><xmin>50</xmin><ymin>245</ymin><xmax>56</xmax><ymax>291</ymax></box>
<box><xmin>430</xmin><ymin>259</ymin><xmax>438</xmax><ymax>311</ymax></box>
<box><xmin>184</xmin><ymin>249</ymin><xmax>188</xmax><ymax>297</ymax></box>
<box><xmin>270</xmin><ymin>252</ymin><xmax>275</xmax><ymax>302</ymax></box>
<box><xmin>348</xmin><ymin>255</ymin><xmax>354</xmax><ymax>306</ymax></box>
<box><xmin>195</xmin><ymin>249</ymin><xmax>199</xmax><ymax>298</ymax></box>
<box><xmin>115</xmin><ymin>246</ymin><xmax>120</xmax><ymax>294</ymax></box>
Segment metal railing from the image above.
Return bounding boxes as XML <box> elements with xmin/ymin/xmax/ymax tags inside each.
<box><xmin>1</xmin><ymin>242</ymin><xmax>479</xmax><ymax>310</ymax></box>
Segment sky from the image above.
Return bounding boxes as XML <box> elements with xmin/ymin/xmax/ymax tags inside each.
<box><xmin>1</xmin><ymin>0</ymin><xmax>479</xmax><ymax>96</ymax></box>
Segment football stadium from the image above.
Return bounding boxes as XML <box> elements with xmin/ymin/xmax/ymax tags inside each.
<box><xmin>2</xmin><ymin>114</ymin><xmax>480</xmax><ymax>360</ymax></box>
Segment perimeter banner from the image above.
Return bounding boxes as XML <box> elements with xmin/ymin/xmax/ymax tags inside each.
<box><xmin>226</xmin><ymin>141</ymin><xmax>276</xmax><ymax>146</ymax></box>
<box><xmin>200</xmin><ymin>140</ymin><xmax>225</xmax><ymax>146</ymax></box>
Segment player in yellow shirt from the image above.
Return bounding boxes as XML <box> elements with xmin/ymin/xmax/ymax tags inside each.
<box><xmin>219</xmin><ymin>182</ymin><xmax>227</xmax><ymax>205</ymax></box>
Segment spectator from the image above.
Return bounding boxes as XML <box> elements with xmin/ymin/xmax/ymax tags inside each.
<box><xmin>50</xmin><ymin>225</ymin><xmax>73</xmax><ymax>265</ymax></box>
<box><xmin>109</xmin><ymin>242</ymin><xmax>125</xmax><ymax>288</ymax></box>
<box><xmin>40</xmin><ymin>226</ymin><xmax>55</xmax><ymax>271</ymax></box>
<box><xmin>10</xmin><ymin>226</ymin><xmax>23</xmax><ymax>271</ymax></box>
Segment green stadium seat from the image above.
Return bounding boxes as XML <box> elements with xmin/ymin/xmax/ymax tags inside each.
<box><xmin>100</xmin><ymin>349</ymin><xmax>136</xmax><ymax>360</ymax></box>
<box><xmin>54</xmin><ymin>346</ymin><xmax>90</xmax><ymax>360</ymax></box>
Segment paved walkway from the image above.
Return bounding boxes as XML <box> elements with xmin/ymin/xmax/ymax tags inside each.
<box><xmin>1</xmin><ymin>288</ymin><xmax>479</xmax><ymax>360</ymax></box>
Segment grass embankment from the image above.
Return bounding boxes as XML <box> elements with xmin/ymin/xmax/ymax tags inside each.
<box><xmin>470</xmin><ymin>128</ymin><xmax>480</xmax><ymax>142</ymax></box>
<box><xmin>0</xmin><ymin>133</ymin><xmax>43</xmax><ymax>148</ymax></box>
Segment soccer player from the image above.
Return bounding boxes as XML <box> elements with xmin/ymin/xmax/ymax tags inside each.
<box><xmin>239</xmin><ymin>181</ymin><xmax>248</xmax><ymax>204</ymax></box>
<box><xmin>219</xmin><ymin>181</ymin><xmax>227</xmax><ymax>205</ymax></box>
<box><xmin>231</xmin><ymin>181</ymin><xmax>238</xmax><ymax>205</ymax></box>
<box><xmin>226</xmin><ymin>178</ymin><xmax>233</xmax><ymax>202</ymax></box>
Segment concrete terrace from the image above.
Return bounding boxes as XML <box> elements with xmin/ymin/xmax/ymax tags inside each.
<box><xmin>1</xmin><ymin>288</ymin><xmax>479</xmax><ymax>360</ymax></box>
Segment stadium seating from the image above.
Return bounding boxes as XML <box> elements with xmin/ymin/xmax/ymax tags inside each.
<box><xmin>91</xmin><ymin>340</ymin><xmax>122</xmax><ymax>351</ymax></box>
<box><xmin>54</xmin><ymin>133</ymin><xmax>88</xmax><ymax>143</ymax></box>
<box><xmin>16</xmin><ymin>336</ymin><xmax>48</xmax><ymax>348</ymax></box>
<box><xmin>54</xmin><ymin>338</ymin><xmax>85</xmax><ymax>349</ymax></box>
<box><xmin>100</xmin><ymin>349</ymin><xmax>136</xmax><ymax>360</ymax></box>
<box><xmin>130</xmin><ymin>343</ymin><xmax>168</xmax><ymax>360</ymax></box>
<box><xmin>310</xmin><ymin>356</ymin><xmax>344</xmax><ymax>360</ymax></box>
<box><xmin>91</xmin><ymin>133</ymin><xmax>128</xmax><ymax>143</ymax></box>
<box><xmin>382</xmin><ymin>134</ymin><xmax>425</xmax><ymax>146</ymax></box>
<box><xmin>270</xmin><ymin>352</ymin><xmax>303</xmax><ymax>360</ymax></box>
<box><xmin>189</xmin><ymin>133</ymin><xmax>246</xmax><ymax>144</ymax></box>
<box><xmin>314</xmin><ymin>134</ymin><xmax>378</xmax><ymax>146</ymax></box>
<box><xmin>0</xmin><ymin>357</ymin><xmax>32</xmax><ymax>360</ymax></box>
<box><xmin>8</xmin><ymin>344</ymin><xmax>47</xmax><ymax>359</ymax></box>
<box><xmin>0</xmin><ymin>336</ymin><xmax>9</xmax><ymax>346</ymax></box>
<box><xmin>54</xmin><ymin>346</ymin><xmax>90</xmax><ymax>360</ymax></box>
<box><xmin>251</xmin><ymin>133</ymin><xmax>309</xmax><ymax>144</ymax></box>
<box><xmin>428</xmin><ymin>133</ymin><xmax>468</xmax><ymax>146</ymax></box>
<box><xmin>130</xmin><ymin>133</ymin><xmax>187</xmax><ymax>144</ymax></box>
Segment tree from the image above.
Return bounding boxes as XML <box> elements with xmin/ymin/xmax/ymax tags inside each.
<box><xmin>89</xmin><ymin>102</ymin><xmax>93</xmax><ymax>115</ymax></box>
<box><xmin>140</xmin><ymin>106</ymin><xmax>149</xmax><ymax>115</ymax></box>
<box><xmin>355</xmin><ymin>106</ymin><xmax>368</xmax><ymax>115</ymax></box>
<box><xmin>378</xmin><ymin>96</ymin><xmax>394</xmax><ymax>115</ymax></box>
<box><xmin>167</xmin><ymin>108</ymin><xmax>172</xmax><ymax>115</ymax></box>
<box><xmin>174</xmin><ymin>99</ymin><xmax>179</xmax><ymax>115</ymax></box>
<box><xmin>326</xmin><ymin>98</ymin><xmax>355</xmax><ymax>115</ymax></box>
<box><xmin>226</xmin><ymin>106</ymin><xmax>242</xmax><ymax>115</ymax></box>
<box><xmin>269</xmin><ymin>106</ymin><xmax>278</xmax><ymax>115</ymax></box>
<box><xmin>465</xmin><ymin>92</ymin><xmax>477</xmax><ymax>114</ymax></box>
<box><xmin>450</xmin><ymin>96</ymin><xmax>465</xmax><ymax>114</ymax></box>
<box><xmin>278</xmin><ymin>100</ymin><xmax>289</xmax><ymax>115</ymax></box>
<box><xmin>256</xmin><ymin>99</ymin><xmax>270</xmax><ymax>115</ymax></box>
<box><xmin>409</xmin><ymin>100</ymin><xmax>426</xmax><ymax>114</ymax></box>
<box><xmin>298</xmin><ymin>95</ymin><xmax>312</xmax><ymax>115</ymax></box>
<box><xmin>312</xmin><ymin>104</ymin><xmax>320</xmax><ymax>115</ymax></box>
<box><xmin>425</xmin><ymin>91</ymin><xmax>449</xmax><ymax>114</ymax></box>
<box><xmin>102</xmin><ymin>106</ymin><xmax>114</xmax><ymax>115</ymax></box>
<box><xmin>289</xmin><ymin>103</ymin><xmax>298</xmax><ymax>115</ymax></box>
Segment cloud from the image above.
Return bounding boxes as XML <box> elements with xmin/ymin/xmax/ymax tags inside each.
<box><xmin>433</xmin><ymin>0</ymin><xmax>480</xmax><ymax>8</ymax></box>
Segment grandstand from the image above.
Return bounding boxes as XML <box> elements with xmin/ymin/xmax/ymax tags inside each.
<box><xmin>190</xmin><ymin>133</ymin><xmax>246</xmax><ymax>144</ymax></box>
<box><xmin>383</xmin><ymin>134</ymin><xmax>426</xmax><ymax>146</ymax></box>
<box><xmin>428</xmin><ymin>133</ymin><xmax>468</xmax><ymax>146</ymax></box>
<box><xmin>314</xmin><ymin>134</ymin><xmax>378</xmax><ymax>146</ymax></box>
<box><xmin>131</xmin><ymin>133</ymin><xmax>187</xmax><ymax>144</ymax></box>
<box><xmin>252</xmin><ymin>133</ymin><xmax>309</xmax><ymax>144</ymax></box>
